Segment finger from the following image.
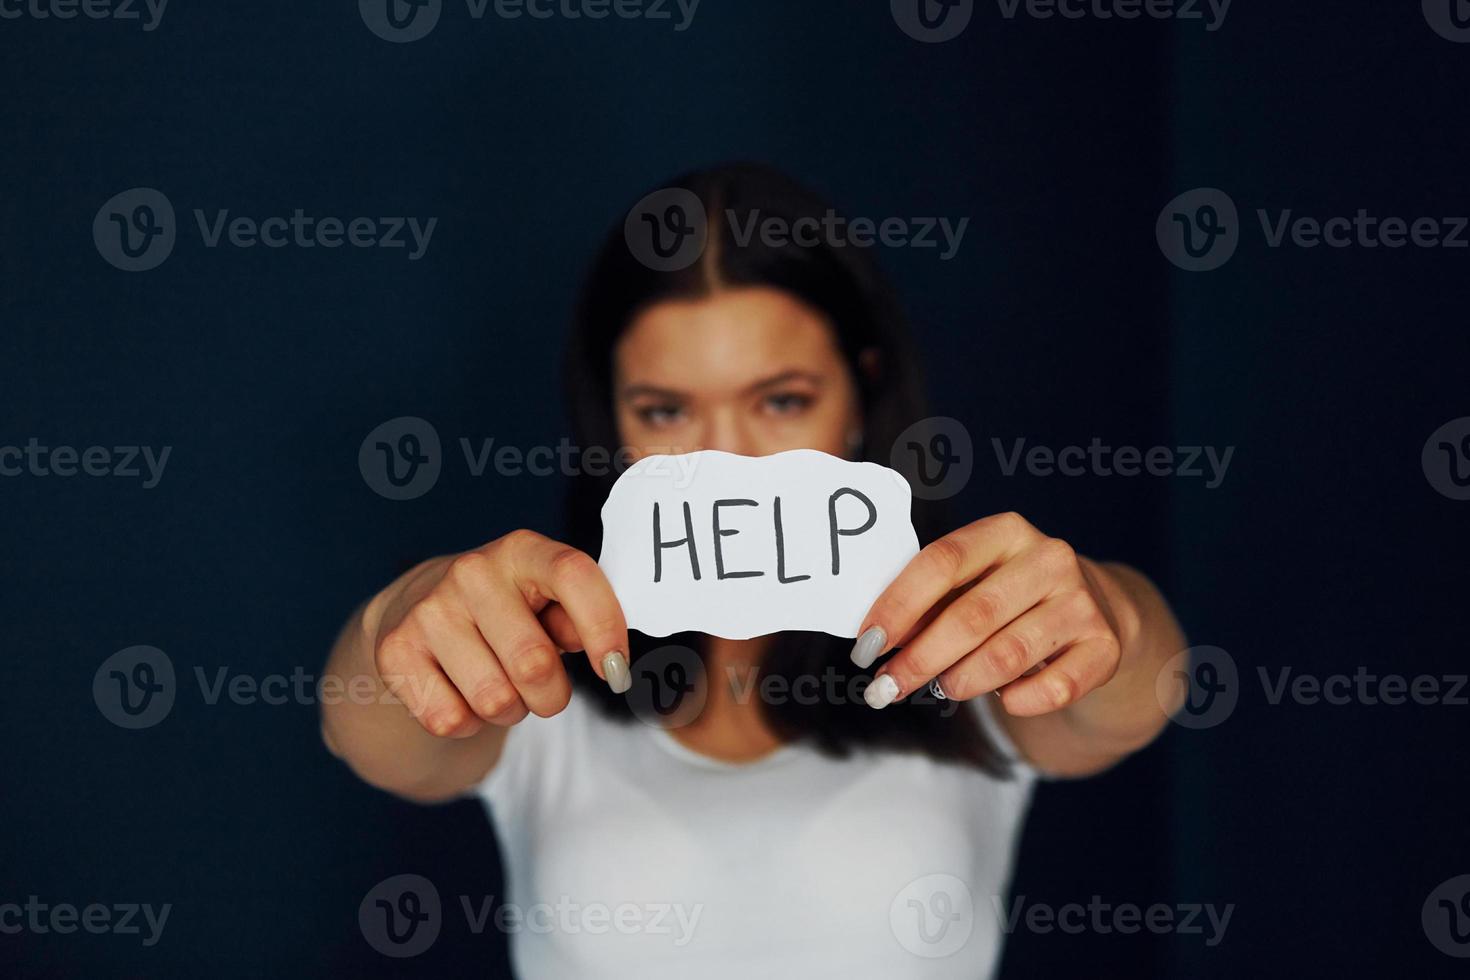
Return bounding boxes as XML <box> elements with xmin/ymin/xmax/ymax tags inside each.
<box><xmin>507</xmin><ymin>531</ymin><xmax>631</xmax><ymax>686</ymax></box>
<box><xmin>995</xmin><ymin>634</ymin><xmax>1121</xmax><ymax>717</ymax></box>
<box><xmin>871</xmin><ymin>538</ymin><xmax>1080</xmax><ymax>702</ymax></box>
<box><xmin>538</xmin><ymin>603</ymin><xmax>583</xmax><ymax>653</ymax></box>
<box><xmin>929</xmin><ymin>590</ymin><xmax>1095</xmax><ymax>701</ymax></box>
<box><xmin>415</xmin><ymin>596</ymin><xmax>532</xmax><ymax>726</ymax></box>
<box><xmin>442</xmin><ymin>552</ymin><xmax>571</xmax><ymax>718</ymax></box>
<box><xmin>851</xmin><ymin>512</ymin><xmax>1042</xmax><ymax>668</ymax></box>
<box><xmin>375</xmin><ymin>625</ymin><xmax>484</xmax><ymax>739</ymax></box>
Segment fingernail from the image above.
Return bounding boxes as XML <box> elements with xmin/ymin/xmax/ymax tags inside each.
<box><xmin>849</xmin><ymin>626</ymin><xmax>887</xmax><ymax>669</ymax></box>
<box><xmin>864</xmin><ymin>674</ymin><xmax>900</xmax><ymax>710</ymax></box>
<box><xmin>602</xmin><ymin>652</ymin><xmax>631</xmax><ymax>694</ymax></box>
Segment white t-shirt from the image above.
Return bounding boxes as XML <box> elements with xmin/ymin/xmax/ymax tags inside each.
<box><xmin>474</xmin><ymin>692</ymin><xmax>1037</xmax><ymax>979</ymax></box>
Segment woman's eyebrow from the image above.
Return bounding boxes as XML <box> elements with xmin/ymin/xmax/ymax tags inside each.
<box><xmin>746</xmin><ymin>369</ymin><xmax>825</xmax><ymax>393</ymax></box>
<box><xmin>619</xmin><ymin>383</ymin><xmax>687</xmax><ymax>401</ymax></box>
<box><xmin>620</xmin><ymin>370</ymin><xmax>824</xmax><ymax>401</ymax></box>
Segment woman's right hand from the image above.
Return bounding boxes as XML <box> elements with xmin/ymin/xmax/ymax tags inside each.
<box><xmin>367</xmin><ymin>530</ymin><xmax>631</xmax><ymax>740</ymax></box>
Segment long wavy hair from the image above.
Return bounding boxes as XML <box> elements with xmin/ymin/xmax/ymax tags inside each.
<box><xmin>560</xmin><ymin>162</ymin><xmax>1005</xmax><ymax>775</ymax></box>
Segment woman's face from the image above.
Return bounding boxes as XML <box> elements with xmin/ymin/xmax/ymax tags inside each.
<box><xmin>613</xmin><ymin>287</ymin><xmax>861</xmax><ymax>461</ymax></box>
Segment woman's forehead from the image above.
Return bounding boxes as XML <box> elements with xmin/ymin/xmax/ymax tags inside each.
<box><xmin>614</xmin><ymin>288</ymin><xmax>841</xmax><ymax>393</ymax></box>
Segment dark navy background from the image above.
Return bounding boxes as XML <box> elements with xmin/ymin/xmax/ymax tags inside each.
<box><xmin>3</xmin><ymin>1</ymin><xmax>1466</xmax><ymax>976</ymax></box>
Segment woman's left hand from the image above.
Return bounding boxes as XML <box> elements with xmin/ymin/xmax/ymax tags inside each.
<box><xmin>851</xmin><ymin>512</ymin><xmax>1135</xmax><ymax>714</ymax></box>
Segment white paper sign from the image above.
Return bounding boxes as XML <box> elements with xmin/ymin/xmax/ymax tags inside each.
<box><xmin>598</xmin><ymin>449</ymin><xmax>920</xmax><ymax>640</ymax></box>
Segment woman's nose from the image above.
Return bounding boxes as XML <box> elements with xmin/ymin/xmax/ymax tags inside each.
<box><xmin>699</xmin><ymin>414</ymin><xmax>756</xmax><ymax>457</ymax></box>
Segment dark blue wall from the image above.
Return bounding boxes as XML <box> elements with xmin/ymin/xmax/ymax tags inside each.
<box><xmin>3</xmin><ymin>2</ymin><xmax>1464</xmax><ymax>977</ymax></box>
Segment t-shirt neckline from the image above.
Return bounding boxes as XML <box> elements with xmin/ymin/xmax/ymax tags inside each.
<box><xmin>646</xmin><ymin>724</ymin><xmax>802</xmax><ymax>772</ymax></box>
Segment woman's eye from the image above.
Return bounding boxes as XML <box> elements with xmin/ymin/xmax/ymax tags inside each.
<box><xmin>761</xmin><ymin>392</ymin><xmax>814</xmax><ymax>416</ymax></box>
<box><xmin>636</xmin><ymin>404</ymin><xmax>685</xmax><ymax>427</ymax></box>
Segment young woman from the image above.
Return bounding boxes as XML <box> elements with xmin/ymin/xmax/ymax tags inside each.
<box><xmin>321</xmin><ymin>163</ymin><xmax>1186</xmax><ymax>979</ymax></box>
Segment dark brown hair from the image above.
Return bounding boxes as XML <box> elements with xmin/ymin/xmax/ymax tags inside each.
<box><xmin>560</xmin><ymin>162</ymin><xmax>1005</xmax><ymax>775</ymax></box>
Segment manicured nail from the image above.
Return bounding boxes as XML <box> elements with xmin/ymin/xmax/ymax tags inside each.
<box><xmin>602</xmin><ymin>652</ymin><xmax>631</xmax><ymax>694</ymax></box>
<box><xmin>849</xmin><ymin>626</ymin><xmax>887</xmax><ymax>669</ymax></box>
<box><xmin>864</xmin><ymin>674</ymin><xmax>900</xmax><ymax>709</ymax></box>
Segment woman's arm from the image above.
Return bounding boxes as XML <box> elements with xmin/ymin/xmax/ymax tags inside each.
<box><xmin>851</xmin><ymin>512</ymin><xmax>1186</xmax><ymax>778</ymax></box>
<box><xmin>320</xmin><ymin>532</ymin><xmax>631</xmax><ymax>803</ymax></box>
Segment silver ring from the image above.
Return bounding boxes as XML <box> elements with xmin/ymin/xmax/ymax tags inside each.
<box><xmin>929</xmin><ymin>679</ymin><xmax>948</xmax><ymax>701</ymax></box>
